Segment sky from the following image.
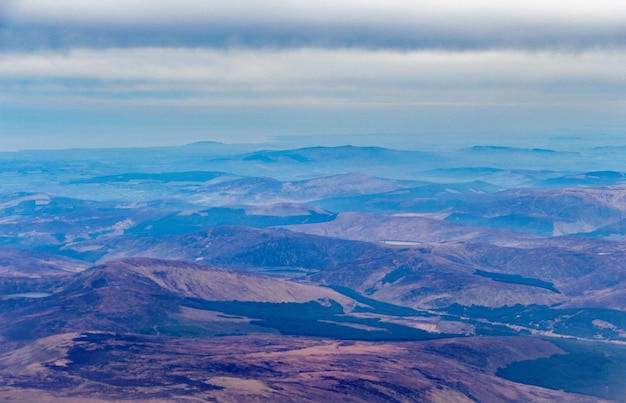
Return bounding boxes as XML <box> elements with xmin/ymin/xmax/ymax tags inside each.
<box><xmin>1</xmin><ymin>0</ymin><xmax>626</xmax><ymax>151</ymax></box>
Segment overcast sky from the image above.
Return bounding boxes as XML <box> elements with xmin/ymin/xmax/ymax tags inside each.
<box><xmin>1</xmin><ymin>0</ymin><xmax>626</xmax><ymax>150</ymax></box>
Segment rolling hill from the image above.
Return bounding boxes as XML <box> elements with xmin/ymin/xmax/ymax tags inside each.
<box><xmin>0</xmin><ymin>257</ymin><xmax>360</xmax><ymax>341</ymax></box>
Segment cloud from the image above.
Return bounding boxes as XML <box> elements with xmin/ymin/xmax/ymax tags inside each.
<box><xmin>2</xmin><ymin>2</ymin><xmax>625</xmax><ymax>150</ymax></box>
<box><xmin>7</xmin><ymin>1</ymin><xmax>626</xmax><ymax>26</ymax></box>
<box><xmin>2</xmin><ymin>1</ymin><xmax>626</xmax><ymax>50</ymax></box>
<box><xmin>2</xmin><ymin>47</ymin><xmax>625</xmax><ymax>107</ymax></box>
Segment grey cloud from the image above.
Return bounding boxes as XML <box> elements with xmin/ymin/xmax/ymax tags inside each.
<box><xmin>2</xmin><ymin>1</ymin><xmax>626</xmax><ymax>51</ymax></box>
<box><xmin>3</xmin><ymin>23</ymin><xmax>626</xmax><ymax>52</ymax></box>
<box><xmin>2</xmin><ymin>48</ymin><xmax>625</xmax><ymax>108</ymax></box>
<box><xmin>7</xmin><ymin>1</ymin><xmax>626</xmax><ymax>28</ymax></box>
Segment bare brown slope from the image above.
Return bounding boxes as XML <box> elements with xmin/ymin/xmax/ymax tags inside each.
<box><xmin>0</xmin><ymin>258</ymin><xmax>355</xmax><ymax>341</ymax></box>
<box><xmin>0</xmin><ymin>333</ymin><xmax>603</xmax><ymax>403</ymax></box>
<box><xmin>98</xmin><ymin>257</ymin><xmax>353</xmax><ymax>305</ymax></box>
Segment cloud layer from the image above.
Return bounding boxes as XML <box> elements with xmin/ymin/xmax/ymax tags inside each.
<box><xmin>3</xmin><ymin>0</ymin><xmax>626</xmax><ymax>50</ymax></box>
<box><xmin>2</xmin><ymin>48</ymin><xmax>625</xmax><ymax>107</ymax></box>
<box><xmin>1</xmin><ymin>1</ymin><xmax>625</xmax><ymax>150</ymax></box>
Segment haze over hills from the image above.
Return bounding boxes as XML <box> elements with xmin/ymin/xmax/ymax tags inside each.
<box><xmin>283</xmin><ymin>211</ymin><xmax>542</xmax><ymax>245</ymax></box>
<box><xmin>193</xmin><ymin>172</ymin><xmax>425</xmax><ymax>205</ymax></box>
<box><xmin>0</xmin><ymin>248</ymin><xmax>88</xmax><ymax>278</ymax></box>
<box><xmin>2</xmin><ymin>143</ymin><xmax>626</xmax><ymax>401</ymax></box>
<box><xmin>316</xmin><ymin>186</ymin><xmax>626</xmax><ymax>236</ymax></box>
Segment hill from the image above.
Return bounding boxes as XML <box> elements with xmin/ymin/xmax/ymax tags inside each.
<box><xmin>0</xmin><ymin>333</ymin><xmax>604</xmax><ymax>402</ymax></box>
<box><xmin>315</xmin><ymin>187</ymin><xmax>626</xmax><ymax>236</ymax></box>
<box><xmin>0</xmin><ymin>257</ymin><xmax>359</xmax><ymax>341</ymax></box>
<box><xmin>283</xmin><ymin>211</ymin><xmax>540</xmax><ymax>246</ymax></box>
